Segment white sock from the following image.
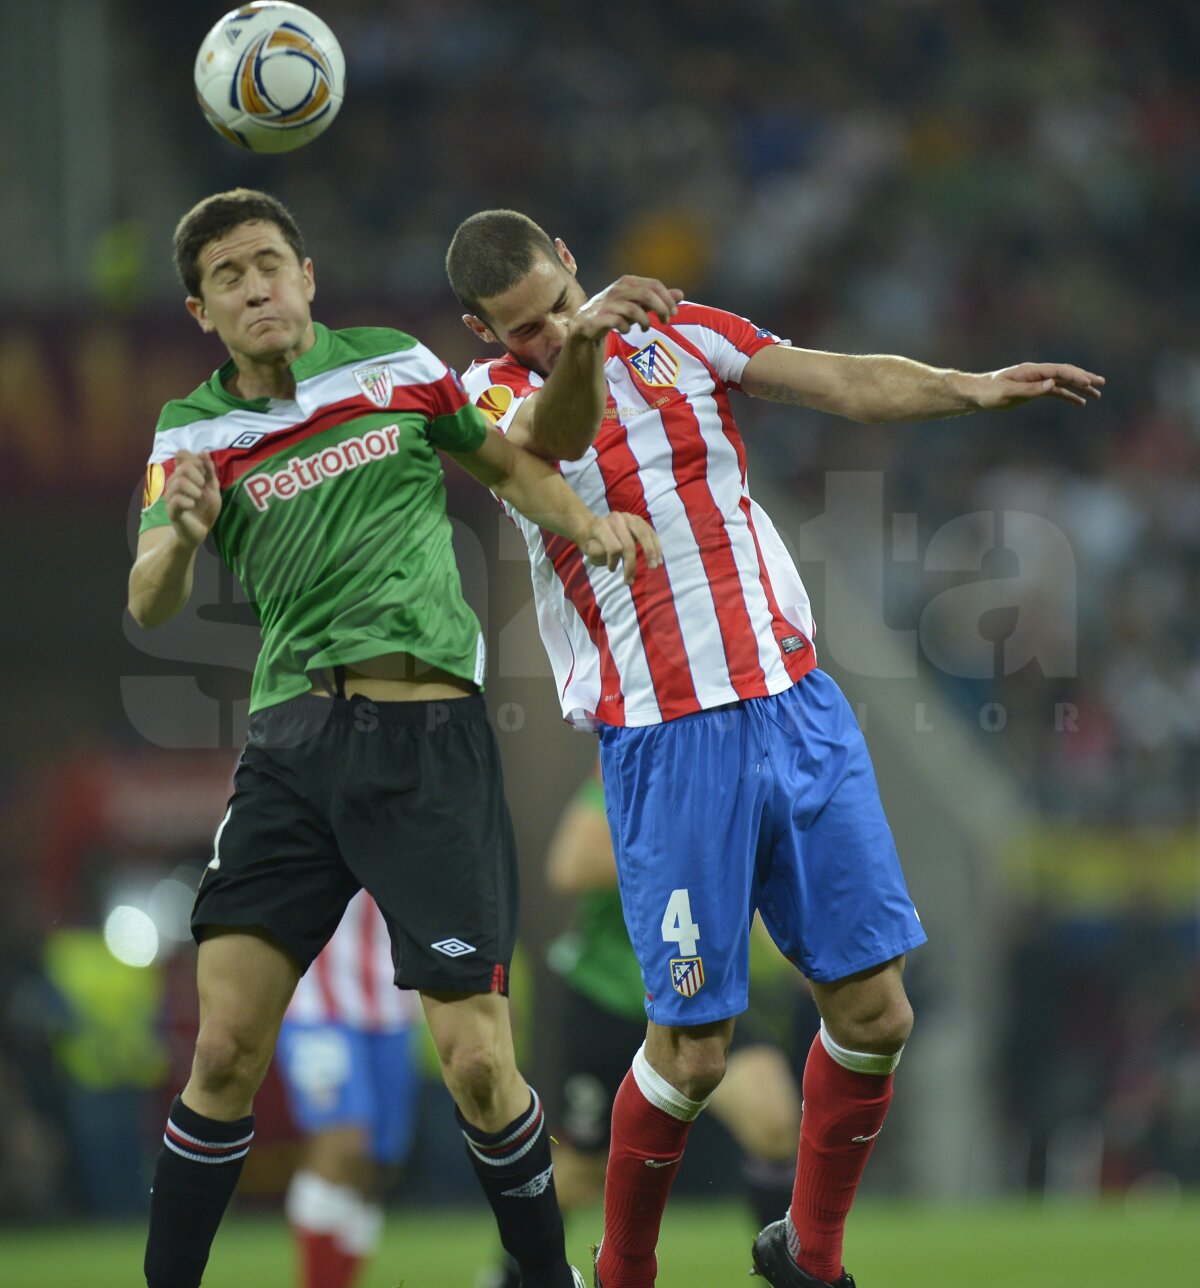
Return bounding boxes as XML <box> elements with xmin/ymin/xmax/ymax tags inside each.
<box><xmin>631</xmin><ymin>1043</ymin><xmax>711</xmax><ymax>1122</ymax></box>
<box><xmin>819</xmin><ymin>1020</ymin><xmax>904</xmax><ymax>1075</ymax></box>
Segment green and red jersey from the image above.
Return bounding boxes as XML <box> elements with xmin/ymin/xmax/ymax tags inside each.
<box><xmin>139</xmin><ymin>323</ymin><xmax>489</xmax><ymax>712</ymax></box>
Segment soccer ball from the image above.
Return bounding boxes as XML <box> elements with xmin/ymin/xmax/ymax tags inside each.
<box><xmin>194</xmin><ymin>3</ymin><xmax>345</xmax><ymax>153</ymax></box>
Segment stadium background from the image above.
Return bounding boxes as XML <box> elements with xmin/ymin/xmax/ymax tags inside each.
<box><xmin>1</xmin><ymin>1</ymin><xmax>1198</xmax><ymax>1283</ymax></box>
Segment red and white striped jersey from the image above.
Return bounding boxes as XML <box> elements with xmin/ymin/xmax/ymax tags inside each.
<box><xmin>286</xmin><ymin>891</ymin><xmax>419</xmax><ymax>1033</ymax></box>
<box><xmin>462</xmin><ymin>302</ymin><xmax>817</xmax><ymax>729</ymax></box>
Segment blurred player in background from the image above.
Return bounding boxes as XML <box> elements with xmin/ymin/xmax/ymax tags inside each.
<box><xmin>129</xmin><ymin>188</ymin><xmax>660</xmax><ymax>1288</ymax></box>
<box><xmin>277</xmin><ymin>890</ymin><xmax>421</xmax><ymax>1288</ymax></box>
<box><xmin>447</xmin><ymin>209</ymin><xmax>1104</xmax><ymax>1288</ymax></box>
<box><xmin>486</xmin><ymin>762</ymin><xmax>801</xmax><ymax>1288</ymax></box>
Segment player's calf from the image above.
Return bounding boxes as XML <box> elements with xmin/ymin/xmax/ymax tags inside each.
<box><xmin>143</xmin><ymin>1093</ymin><xmax>256</xmax><ymax>1288</ymax></box>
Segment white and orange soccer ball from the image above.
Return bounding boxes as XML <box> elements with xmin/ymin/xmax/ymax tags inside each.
<box><xmin>194</xmin><ymin>3</ymin><xmax>345</xmax><ymax>153</ymax></box>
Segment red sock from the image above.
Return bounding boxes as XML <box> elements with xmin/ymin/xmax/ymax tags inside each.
<box><xmin>788</xmin><ymin>1030</ymin><xmax>896</xmax><ymax>1283</ymax></box>
<box><xmin>293</xmin><ymin>1226</ymin><xmax>363</xmax><ymax>1288</ymax></box>
<box><xmin>596</xmin><ymin>1049</ymin><xmax>705</xmax><ymax>1288</ymax></box>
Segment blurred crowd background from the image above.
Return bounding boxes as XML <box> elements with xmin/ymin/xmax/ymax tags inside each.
<box><xmin>1</xmin><ymin>0</ymin><xmax>1198</xmax><ymax>1225</ymax></box>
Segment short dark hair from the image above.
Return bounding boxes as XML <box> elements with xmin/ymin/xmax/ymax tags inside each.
<box><xmin>173</xmin><ymin>188</ymin><xmax>305</xmax><ymax>297</ymax></box>
<box><xmin>445</xmin><ymin>209</ymin><xmax>558</xmax><ymax>318</ymax></box>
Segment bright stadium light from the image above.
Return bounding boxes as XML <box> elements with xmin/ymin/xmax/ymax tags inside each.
<box><xmin>103</xmin><ymin>905</ymin><xmax>159</xmax><ymax>967</ymax></box>
<box><xmin>148</xmin><ymin>876</ymin><xmax>196</xmax><ymax>942</ymax></box>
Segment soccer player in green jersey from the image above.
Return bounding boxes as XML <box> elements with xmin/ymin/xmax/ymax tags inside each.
<box><xmin>129</xmin><ymin>189</ymin><xmax>661</xmax><ymax>1288</ymax></box>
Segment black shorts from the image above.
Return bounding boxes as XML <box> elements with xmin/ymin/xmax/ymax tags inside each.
<box><xmin>556</xmin><ymin>986</ymin><xmax>768</xmax><ymax>1153</ymax></box>
<box><xmin>193</xmin><ymin>692</ymin><xmax>518</xmax><ymax>995</ymax></box>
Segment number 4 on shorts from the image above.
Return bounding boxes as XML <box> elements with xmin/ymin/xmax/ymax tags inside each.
<box><xmin>661</xmin><ymin>888</ymin><xmax>699</xmax><ymax>958</ymax></box>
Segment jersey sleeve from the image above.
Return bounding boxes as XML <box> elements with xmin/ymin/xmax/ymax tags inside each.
<box><xmin>137</xmin><ymin>428</ymin><xmax>179</xmax><ymax>534</ymax></box>
<box><xmin>410</xmin><ymin>350</ymin><xmax>489</xmax><ymax>453</ymax></box>
<box><xmin>669</xmin><ymin>302</ymin><xmax>789</xmax><ymax>390</ymax></box>
<box><xmin>461</xmin><ymin>358</ymin><xmax>543</xmax><ymax>436</ymax></box>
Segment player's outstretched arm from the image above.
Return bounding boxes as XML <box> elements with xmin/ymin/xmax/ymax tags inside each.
<box><xmin>127</xmin><ymin>449</ymin><xmax>221</xmax><ymax>628</ymax></box>
<box><xmin>741</xmin><ymin>344</ymin><xmax>1104</xmax><ymax>422</ymax></box>
<box><xmin>521</xmin><ymin>276</ymin><xmax>685</xmax><ymax>461</ymax></box>
<box><xmin>448</xmin><ymin>428</ymin><xmax>662</xmax><ymax>586</ymax></box>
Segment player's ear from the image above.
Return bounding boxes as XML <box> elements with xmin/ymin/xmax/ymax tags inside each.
<box><xmin>463</xmin><ymin>313</ymin><xmax>496</xmax><ymax>344</ymax></box>
<box><xmin>554</xmin><ymin>239</ymin><xmax>578</xmax><ymax>276</ymax></box>
<box><xmin>186</xmin><ymin>295</ymin><xmax>215</xmax><ymax>333</ymax></box>
<box><xmin>302</xmin><ymin>257</ymin><xmax>315</xmax><ymax>301</ymax></box>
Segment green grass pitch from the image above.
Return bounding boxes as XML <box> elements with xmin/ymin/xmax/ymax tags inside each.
<box><xmin>3</xmin><ymin>1196</ymin><xmax>1194</xmax><ymax>1286</ymax></box>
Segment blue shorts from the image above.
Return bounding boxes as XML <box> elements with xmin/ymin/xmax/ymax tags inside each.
<box><xmin>275</xmin><ymin>1022</ymin><xmax>419</xmax><ymax>1165</ymax></box>
<box><xmin>598</xmin><ymin>669</ymin><xmax>927</xmax><ymax>1026</ymax></box>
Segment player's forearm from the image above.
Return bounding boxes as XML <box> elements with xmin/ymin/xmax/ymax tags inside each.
<box><xmin>127</xmin><ymin>532</ymin><xmax>200</xmax><ymax>628</ymax></box>
<box><xmin>835</xmin><ymin>354</ymin><xmax>981</xmax><ymax>422</ymax></box>
<box><xmin>744</xmin><ymin>346</ymin><xmax>980</xmax><ymax>423</ymax></box>
<box><xmin>528</xmin><ymin>332</ymin><xmax>608</xmax><ymax>459</ymax></box>
<box><xmin>493</xmin><ymin>448</ymin><xmax>595</xmax><ymax>547</ymax></box>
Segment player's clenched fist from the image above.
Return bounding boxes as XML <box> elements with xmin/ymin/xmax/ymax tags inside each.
<box><xmin>572</xmin><ymin>275</ymin><xmax>685</xmax><ymax>342</ymax></box>
<box><xmin>166</xmin><ymin>449</ymin><xmax>222</xmax><ymax>547</ymax></box>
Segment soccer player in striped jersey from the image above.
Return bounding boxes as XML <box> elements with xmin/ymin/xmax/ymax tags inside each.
<box><xmin>485</xmin><ymin>760</ymin><xmax>804</xmax><ymax>1288</ymax></box>
<box><xmin>277</xmin><ymin>891</ymin><xmax>421</xmax><ymax>1288</ymax></box>
<box><xmin>446</xmin><ymin>209</ymin><xmax>1104</xmax><ymax>1288</ymax></box>
<box><xmin>131</xmin><ymin>189</ymin><xmax>661</xmax><ymax>1288</ymax></box>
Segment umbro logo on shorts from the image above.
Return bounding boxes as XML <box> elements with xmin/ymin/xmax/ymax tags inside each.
<box><xmin>431</xmin><ymin>937</ymin><xmax>476</xmax><ymax>957</ymax></box>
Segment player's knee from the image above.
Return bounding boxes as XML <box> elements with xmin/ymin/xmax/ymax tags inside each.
<box><xmin>834</xmin><ymin>993</ymin><xmax>913</xmax><ymax>1055</ymax></box>
<box><xmin>875</xmin><ymin>992</ymin><xmax>914</xmax><ymax>1052</ymax></box>
<box><xmin>744</xmin><ymin>1096</ymin><xmax>802</xmax><ymax>1158</ymax></box>
<box><xmin>441</xmin><ymin>1039</ymin><xmax>506</xmax><ymax>1108</ymax></box>
<box><xmin>666</xmin><ymin>1040</ymin><xmax>728</xmax><ymax>1101</ymax></box>
<box><xmin>191</xmin><ymin>1021</ymin><xmax>273</xmax><ymax>1096</ymax></box>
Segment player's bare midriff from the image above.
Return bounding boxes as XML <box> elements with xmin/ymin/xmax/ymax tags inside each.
<box><xmin>308</xmin><ymin>651</ymin><xmax>475</xmax><ymax>702</ymax></box>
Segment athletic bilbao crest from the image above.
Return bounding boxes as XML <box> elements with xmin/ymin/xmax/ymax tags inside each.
<box><xmin>628</xmin><ymin>340</ymin><xmax>680</xmax><ymax>388</ymax></box>
<box><xmin>354</xmin><ymin>364</ymin><xmax>394</xmax><ymax>409</ymax></box>
<box><xmin>670</xmin><ymin>956</ymin><xmax>705</xmax><ymax>997</ymax></box>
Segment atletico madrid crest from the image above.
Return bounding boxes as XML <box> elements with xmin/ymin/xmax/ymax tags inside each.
<box><xmin>354</xmin><ymin>364</ymin><xmax>394</xmax><ymax>409</ymax></box>
<box><xmin>628</xmin><ymin>340</ymin><xmax>680</xmax><ymax>388</ymax></box>
<box><xmin>670</xmin><ymin>956</ymin><xmax>705</xmax><ymax>997</ymax></box>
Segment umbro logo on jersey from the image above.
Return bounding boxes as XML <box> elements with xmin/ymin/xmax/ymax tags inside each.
<box><xmin>431</xmin><ymin>937</ymin><xmax>476</xmax><ymax>958</ymax></box>
<box><xmin>354</xmin><ymin>363</ymin><xmax>394</xmax><ymax>409</ymax></box>
<box><xmin>230</xmin><ymin>430</ymin><xmax>266</xmax><ymax>450</ymax></box>
<box><xmin>628</xmin><ymin>340</ymin><xmax>680</xmax><ymax>388</ymax></box>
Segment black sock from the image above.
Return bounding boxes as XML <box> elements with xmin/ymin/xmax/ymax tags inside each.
<box><xmin>458</xmin><ymin>1088</ymin><xmax>572</xmax><ymax>1288</ymax></box>
<box><xmin>144</xmin><ymin>1094</ymin><xmax>255</xmax><ymax>1288</ymax></box>
<box><xmin>742</xmin><ymin>1154</ymin><xmax>796</xmax><ymax>1232</ymax></box>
